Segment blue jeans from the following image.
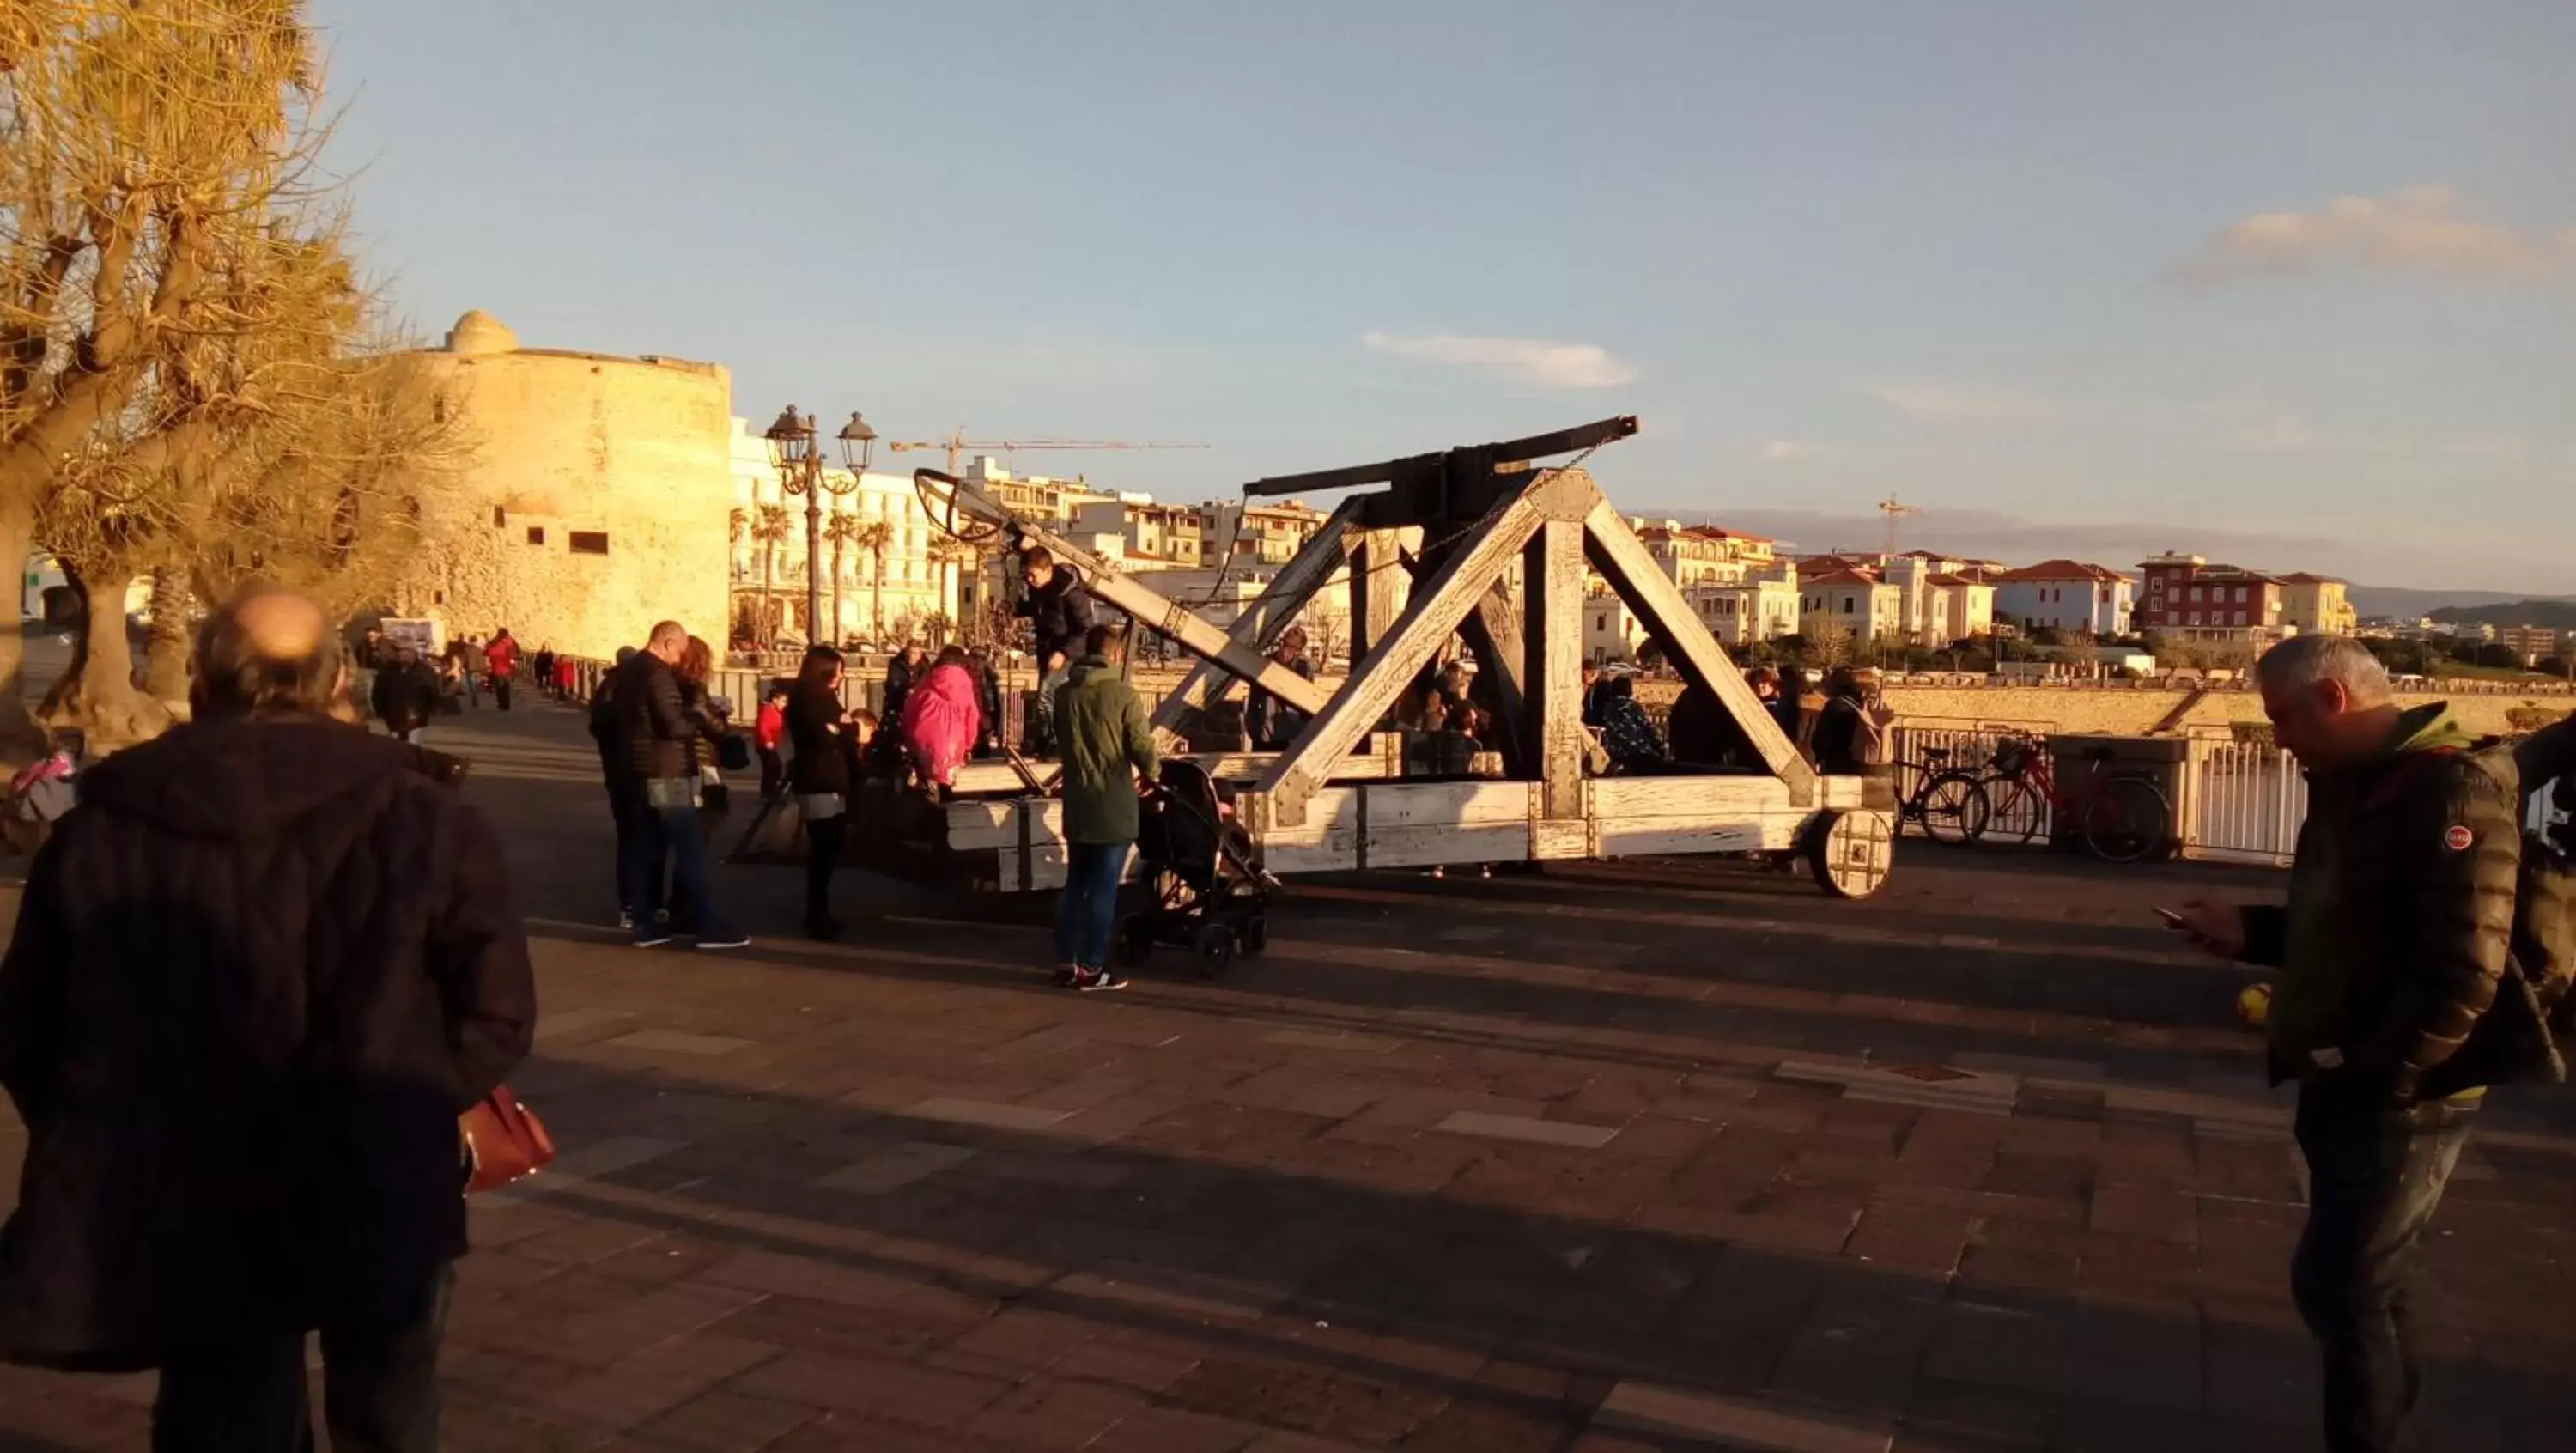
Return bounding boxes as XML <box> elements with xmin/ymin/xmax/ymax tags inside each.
<box><xmin>2291</xmin><ymin>1078</ymin><xmax>2476</xmax><ymax>1453</ymax></box>
<box><xmin>1054</xmin><ymin>841</ymin><xmax>1131</xmax><ymax>970</ymax></box>
<box><xmin>623</xmin><ymin>792</ymin><xmax>739</xmax><ymax>943</ymax></box>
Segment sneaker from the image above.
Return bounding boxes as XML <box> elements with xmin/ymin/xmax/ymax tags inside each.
<box><xmin>617</xmin><ymin>909</ymin><xmax>635</xmax><ymax>932</ymax></box>
<box><xmin>1071</xmin><ymin>968</ymin><xmax>1128</xmax><ymax>993</ymax></box>
<box><xmin>1053</xmin><ymin>964</ymin><xmax>1082</xmax><ymax>988</ymax></box>
<box><xmin>696</xmin><ymin>933</ymin><xmax>753</xmax><ymax>951</ymax></box>
<box><xmin>633</xmin><ymin>933</ymin><xmax>676</xmax><ymax>949</ymax></box>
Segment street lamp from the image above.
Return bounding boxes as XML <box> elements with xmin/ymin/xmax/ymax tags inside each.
<box><xmin>766</xmin><ymin>405</ymin><xmax>873</xmax><ymax>647</ymax></box>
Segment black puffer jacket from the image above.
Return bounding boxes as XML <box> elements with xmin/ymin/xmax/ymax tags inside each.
<box><xmin>0</xmin><ymin>716</ymin><xmax>534</xmax><ymax>1365</ymax></box>
<box><xmin>1018</xmin><ymin>566</ymin><xmax>1096</xmax><ymax>665</ymax></box>
<box><xmin>2241</xmin><ymin>714</ymin><xmax>2535</xmax><ymax>1100</ymax></box>
<box><xmin>785</xmin><ymin>681</ymin><xmax>853</xmax><ymax>796</ymax></box>
<box><xmin>610</xmin><ymin>652</ymin><xmax>696</xmax><ymax>781</ymax></box>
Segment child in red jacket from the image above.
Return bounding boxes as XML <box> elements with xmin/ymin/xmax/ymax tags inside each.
<box><xmin>754</xmin><ymin>681</ymin><xmax>790</xmax><ymax>801</ymax></box>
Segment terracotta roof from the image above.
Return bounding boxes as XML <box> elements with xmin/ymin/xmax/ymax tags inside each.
<box><xmin>1925</xmin><ymin>573</ymin><xmax>1980</xmax><ymax>587</ymax></box>
<box><xmin>2278</xmin><ymin>572</ymin><xmax>2346</xmax><ymax>584</ymax></box>
<box><xmin>1997</xmin><ymin>558</ymin><xmax>2130</xmax><ymax>584</ymax></box>
<box><xmin>1805</xmin><ymin>568</ymin><xmax>1884</xmax><ymax>587</ymax></box>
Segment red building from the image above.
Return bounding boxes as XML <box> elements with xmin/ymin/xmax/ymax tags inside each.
<box><xmin>2134</xmin><ymin>553</ymin><xmax>2287</xmax><ymax>639</ymax></box>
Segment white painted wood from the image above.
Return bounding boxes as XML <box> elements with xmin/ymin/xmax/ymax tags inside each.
<box><xmin>1363</xmin><ymin>824</ymin><xmax>1533</xmax><ymax>869</ymax></box>
<box><xmin>1587</xmin><ymin>775</ymin><xmax>1794</xmax><ymax>819</ymax></box>
<box><xmin>1530</xmin><ymin>818</ymin><xmax>1592</xmax><ymax>860</ymax></box>
<box><xmin>1362</xmin><ymin>780</ymin><xmax>1537</xmax><ymax>829</ymax></box>
<box><xmin>1526</xmin><ymin>517</ymin><xmax>1588</xmax><ymax>818</ymax></box>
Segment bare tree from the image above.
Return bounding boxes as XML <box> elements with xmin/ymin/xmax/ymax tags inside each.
<box><xmin>2</xmin><ymin>0</ymin><xmax>338</xmax><ymax>751</ymax></box>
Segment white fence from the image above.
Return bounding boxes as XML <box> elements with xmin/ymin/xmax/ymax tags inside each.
<box><xmin>1892</xmin><ymin>724</ymin><xmax>2568</xmax><ymax>869</ymax></box>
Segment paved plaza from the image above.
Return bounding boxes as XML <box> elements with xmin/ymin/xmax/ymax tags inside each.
<box><xmin>3</xmin><ymin>701</ymin><xmax>2573</xmax><ymax>1451</ymax></box>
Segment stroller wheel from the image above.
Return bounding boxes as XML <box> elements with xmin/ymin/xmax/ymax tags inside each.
<box><xmin>1116</xmin><ymin>915</ymin><xmax>1155</xmax><ymax>968</ymax></box>
<box><xmin>1190</xmin><ymin>921</ymin><xmax>1236</xmax><ymax>979</ymax></box>
<box><xmin>1239</xmin><ymin>913</ymin><xmax>1268</xmax><ymax>959</ymax></box>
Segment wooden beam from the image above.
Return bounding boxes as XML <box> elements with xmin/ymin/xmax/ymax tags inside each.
<box><xmin>1461</xmin><ymin>582</ymin><xmax>1532</xmax><ymax>779</ymax></box>
<box><xmin>1582</xmin><ymin>497</ymin><xmax>1814</xmax><ymax>800</ymax></box>
<box><xmin>1248</xmin><ymin>489</ymin><xmax>1547</xmax><ymax>828</ymax></box>
<box><xmin>1523</xmin><ymin>517</ymin><xmax>1587</xmax><ymax>819</ymax></box>
<box><xmin>1242</xmin><ymin>416</ymin><xmax>1640</xmax><ymax>499</ymax></box>
<box><xmin>1149</xmin><ymin>495</ymin><xmax>1365</xmax><ymax>733</ymax></box>
<box><xmin>1002</xmin><ymin>514</ymin><xmax>1332</xmax><ymax>720</ymax></box>
<box><xmin>1347</xmin><ymin>527</ymin><xmax>1414</xmax><ymax>659</ymax></box>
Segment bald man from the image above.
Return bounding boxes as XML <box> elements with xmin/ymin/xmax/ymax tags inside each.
<box><xmin>0</xmin><ymin>586</ymin><xmax>536</xmax><ymax>1453</ymax></box>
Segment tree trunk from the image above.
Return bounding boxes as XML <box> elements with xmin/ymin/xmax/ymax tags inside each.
<box><xmin>143</xmin><ymin>568</ymin><xmax>194</xmax><ymax>702</ymax></box>
<box><xmin>0</xmin><ymin>502</ymin><xmax>47</xmax><ymax>763</ymax></box>
<box><xmin>37</xmin><ymin>566</ymin><xmax>173</xmax><ymax>749</ymax></box>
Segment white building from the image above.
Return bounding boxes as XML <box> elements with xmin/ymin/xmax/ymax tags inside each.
<box><xmin>1801</xmin><ymin>568</ymin><xmax>1907</xmax><ymax>645</ymax></box>
<box><xmin>1992</xmin><ymin>560</ymin><xmax>2135</xmax><ymax>637</ymax></box>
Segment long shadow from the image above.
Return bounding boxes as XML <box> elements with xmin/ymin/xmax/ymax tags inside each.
<box><xmin>469</xmin><ymin>1053</ymin><xmax>2567</xmax><ymax>1452</ymax></box>
<box><xmin>525</xmin><ymin>917</ymin><xmax>2265</xmax><ymax>1097</ymax></box>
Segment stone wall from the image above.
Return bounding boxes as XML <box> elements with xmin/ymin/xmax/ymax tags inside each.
<box><xmin>390</xmin><ymin>313</ymin><xmax>734</xmax><ymax>659</ymax></box>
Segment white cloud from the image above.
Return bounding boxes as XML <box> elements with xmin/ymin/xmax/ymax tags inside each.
<box><xmin>2178</xmin><ymin>185</ymin><xmax>2571</xmax><ymax>283</ymax></box>
<box><xmin>1760</xmin><ymin>439</ymin><xmax>1807</xmax><ymax>463</ymax></box>
<box><xmin>1857</xmin><ymin>382</ymin><xmax>2056</xmax><ymax>425</ymax></box>
<box><xmin>1362</xmin><ymin>331</ymin><xmax>1636</xmax><ymax>389</ymax></box>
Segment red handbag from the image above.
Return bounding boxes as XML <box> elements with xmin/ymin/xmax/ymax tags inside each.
<box><xmin>459</xmin><ymin>1085</ymin><xmax>556</xmax><ymax>1195</ymax></box>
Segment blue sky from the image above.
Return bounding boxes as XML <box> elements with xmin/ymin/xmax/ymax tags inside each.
<box><xmin>310</xmin><ymin>1</ymin><xmax>2575</xmax><ymax>592</ymax></box>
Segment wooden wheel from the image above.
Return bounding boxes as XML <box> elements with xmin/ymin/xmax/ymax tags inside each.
<box><xmin>1807</xmin><ymin>809</ymin><xmax>1896</xmax><ymax>900</ymax></box>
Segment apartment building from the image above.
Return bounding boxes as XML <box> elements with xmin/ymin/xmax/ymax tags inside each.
<box><xmin>2279</xmin><ymin>573</ymin><xmax>2358</xmax><ymax>635</ymax></box>
<box><xmin>2135</xmin><ymin>553</ymin><xmax>2289</xmax><ymax>641</ymax></box>
<box><xmin>1992</xmin><ymin>560</ymin><xmax>2135</xmax><ymax>637</ymax></box>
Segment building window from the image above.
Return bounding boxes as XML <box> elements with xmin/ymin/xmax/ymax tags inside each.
<box><xmin>2189</xmin><ymin>611</ymin><xmax>2202</xmax><ymax>626</ymax></box>
<box><xmin>569</xmin><ymin>531</ymin><xmax>610</xmax><ymax>556</ymax></box>
<box><xmin>525</xmin><ymin>526</ymin><xmax>545</xmax><ymax>546</ymax></box>
<box><xmin>2235</xmin><ymin>586</ymin><xmax>2249</xmax><ymax>604</ymax></box>
<box><xmin>2189</xmin><ymin>586</ymin><xmax>2203</xmax><ymax>602</ymax></box>
<box><xmin>492</xmin><ymin>507</ymin><xmax>507</xmax><ymax>528</ymax></box>
<box><xmin>2233</xmin><ymin>609</ymin><xmax>2247</xmax><ymax>625</ymax></box>
<box><xmin>1844</xmin><ymin>596</ymin><xmax>1856</xmax><ymax>613</ymax></box>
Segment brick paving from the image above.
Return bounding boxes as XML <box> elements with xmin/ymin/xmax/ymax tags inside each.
<box><xmin>3</xmin><ymin>701</ymin><xmax>2573</xmax><ymax>1450</ymax></box>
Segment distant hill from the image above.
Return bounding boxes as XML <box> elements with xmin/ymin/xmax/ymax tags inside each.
<box><xmin>2423</xmin><ymin>599</ymin><xmax>2576</xmax><ymax>629</ymax></box>
<box><xmin>2342</xmin><ymin>586</ymin><xmax>2575</xmax><ymax>621</ymax></box>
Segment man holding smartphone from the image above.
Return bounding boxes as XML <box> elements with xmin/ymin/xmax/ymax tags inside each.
<box><xmin>2171</xmin><ymin>635</ymin><xmax>2542</xmax><ymax>1453</ymax></box>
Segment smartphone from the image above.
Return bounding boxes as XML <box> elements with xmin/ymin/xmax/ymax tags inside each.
<box><xmin>2153</xmin><ymin>907</ymin><xmax>2187</xmax><ymax>927</ymax></box>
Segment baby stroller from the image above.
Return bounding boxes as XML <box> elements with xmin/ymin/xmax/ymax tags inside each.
<box><xmin>1115</xmin><ymin>758</ymin><xmax>1273</xmax><ymax>977</ymax></box>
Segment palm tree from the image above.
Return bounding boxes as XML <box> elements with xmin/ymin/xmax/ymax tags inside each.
<box><xmin>822</xmin><ymin>510</ymin><xmax>863</xmax><ymax>647</ymax></box>
<box><xmin>851</xmin><ymin>519</ymin><xmax>893</xmax><ymax>641</ymax></box>
<box><xmin>753</xmin><ymin>503</ymin><xmax>793</xmax><ymax>643</ymax></box>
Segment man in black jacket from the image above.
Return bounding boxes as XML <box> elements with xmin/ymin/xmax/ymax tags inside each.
<box><xmin>369</xmin><ymin>645</ymin><xmax>440</xmax><ymax>742</ymax></box>
<box><xmin>1016</xmin><ymin>546</ymin><xmax>1096</xmax><ymax>668</ymax></box>
<box><xmin>2176</xmin><ymin>635</ymin><xmax>2538</xmax><ymax>1453</ymax></box>
<box><xmin>0</xmin><ymin>587</ymin><xmax>536</xmax><ymax>1453</ymax></box>
<box><xmin>609</xmin><ymin>620</ymin><xmax>745</xmax><ymax>949</ymax></box>
<box><xmin>590</xmin><ymin>647</ymin><xmax>642</xmax><ymax>928</ymax></box>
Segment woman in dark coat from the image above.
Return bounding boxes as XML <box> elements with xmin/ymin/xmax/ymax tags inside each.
<box><xmin>787</xmin><ymin>646</ymin><xmax>858</xmax><ymax>939</ymax></box>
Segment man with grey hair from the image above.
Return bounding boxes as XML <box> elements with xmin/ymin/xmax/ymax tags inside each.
<box><xmin>0</xmin><ymin>586</ymin><xmax>535</xmax><ymax>1451</ymax></box>
<box><xmin>2175</xmin><ymin>632</ymin><xmax>2543</xmax><ymax>1453</ymax></box>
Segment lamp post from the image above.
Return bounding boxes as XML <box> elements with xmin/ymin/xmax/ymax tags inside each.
<box><xmin>765</xmin><ymin>406</ymin><xmax>876</xmax><ymax>647</ymax></box>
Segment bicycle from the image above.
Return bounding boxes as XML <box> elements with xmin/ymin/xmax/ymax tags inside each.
<box><xmin>1972</xmin><ymin>733</ymin><xmax>2172</xmax><ymax>863</ymax></box>
<box><xmin>1893</xmin><ymin>745</ymin><xmax>1990</xmax><ymax>846</ymax></box>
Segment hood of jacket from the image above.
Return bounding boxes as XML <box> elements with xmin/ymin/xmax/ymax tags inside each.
<box><xmin>75</xmin><ymin>715</ymin><xmax>421</xmax><ymax>842</ymax></box>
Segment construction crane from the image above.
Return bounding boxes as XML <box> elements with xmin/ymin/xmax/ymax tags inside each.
<box><xmin>1878</xmin><ymin>495</ymin><xmax>1916</xmax><ymax>558</ymax></box>
<box><xmin>885</xmin><ymin>428</ymin><xmax>1209</xmax><ymax>478</ymax></box>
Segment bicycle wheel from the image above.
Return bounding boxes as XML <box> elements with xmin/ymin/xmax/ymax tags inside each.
<box><xmin>2081</xmin><ymin>775</ymin><xmax>2172</xmax><ymax>864</ymax></box>
<box><xmin>1917</xmin><ymin>770</ymin><xmax>1990</xmax><ymax>845</ymax></box>
<box><xmin>1978</xmin><ymin>776</ymin><xmax>2047</xmax><ymax>847</ymax></box>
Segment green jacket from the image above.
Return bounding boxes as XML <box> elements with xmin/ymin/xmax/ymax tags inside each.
<box><xmin>1055</xmin><ymin>656</ymin><xmax>1159</xmax><ymax>844</ymax></box>
<box><xmin>2247</xmin><ymin>702</ymin><xmax>2525</xmax><ymax>1101</ymax></box>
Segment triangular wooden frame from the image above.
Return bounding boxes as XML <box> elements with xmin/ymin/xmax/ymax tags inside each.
<box><xmin>1241</xmin><ymin>465</ymin><xmax>1813</xmax><ymax>830</ymax></box>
